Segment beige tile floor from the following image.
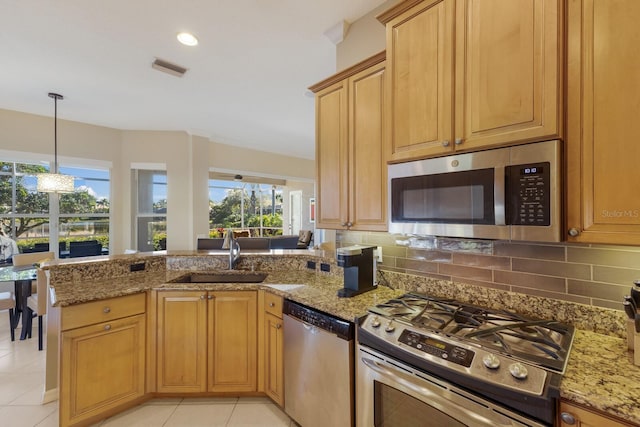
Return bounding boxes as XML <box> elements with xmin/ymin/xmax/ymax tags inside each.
<box><xmin>0</xmin><ymin>312</ymin><xmax>295</xmax><ymax>427</ymax></box>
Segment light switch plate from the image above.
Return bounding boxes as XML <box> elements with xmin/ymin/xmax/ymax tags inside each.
<box><xmin>376</xmin><ymin>246</ymin><xmax>383</xmax><ymax>263</ymax></box>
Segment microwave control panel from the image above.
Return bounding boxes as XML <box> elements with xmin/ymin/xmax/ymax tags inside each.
<box><xmin>506</xmin><ymin>162</ymin><xmax>551</xmax><ymax>226</ymax></box>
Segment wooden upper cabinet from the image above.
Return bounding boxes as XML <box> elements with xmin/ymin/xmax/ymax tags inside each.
<box><xmin>314</xmin><ymin>80</ymin><xmax>348</xmax><ymax>229</ymax></box>
<box><xmin>383</xmin><ymin>0</ymin><xmax>454</xmax><ymax>161</ymax></box>
<box><xmin>379</xmin><ymin>0</ymin><xmax>562</xmax><ymax>161</ymax></box>
<box><xmin>311</xmin><ymin>53</ymin><xmax>387</xmax><ymax>231</ymax></box>
<box><xmin>566</xmin><ymin>0</ymin><xmax>640</xmax><ymax>245</ymax></box>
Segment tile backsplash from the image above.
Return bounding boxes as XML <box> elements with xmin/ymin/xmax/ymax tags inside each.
<box><xmin>337</xmin><ymin>231</ymin><xmax>640</xmax><ymax>311</ymax></box>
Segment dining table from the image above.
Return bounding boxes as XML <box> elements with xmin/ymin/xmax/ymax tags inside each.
<box><xmin>0</xmin><ymin>263</ymin><xmax>37</xmax><ymax>340</ymax></box>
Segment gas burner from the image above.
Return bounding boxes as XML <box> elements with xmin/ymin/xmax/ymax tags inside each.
<box><xmin>368</xmin><ymin>293</ymin><xmax>574</xmax><ymax>373</ymax></box>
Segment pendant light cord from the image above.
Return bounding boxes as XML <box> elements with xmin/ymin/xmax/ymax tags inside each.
<box><xmin>48</xmin><ymin>92</ymin><xmax>63</xmax><ymax>175</ymax></box>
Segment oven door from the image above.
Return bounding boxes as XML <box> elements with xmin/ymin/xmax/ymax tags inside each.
<box><xmin>356</xmin><ymin>345</ymin><xmax>547</xmax><ymax>427</ymax></box>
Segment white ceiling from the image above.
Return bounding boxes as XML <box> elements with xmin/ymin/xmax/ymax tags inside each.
<box><xmin>0</xmin><ymin>0</ymin><xmax>388</xmax><ymax>160</ymax></box>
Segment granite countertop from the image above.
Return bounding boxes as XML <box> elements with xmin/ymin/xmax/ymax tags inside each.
<box><xmin>47</xmin><ymin>266</ymin><xmax>640</xmax><ymax>425</ymax></box>
<box><xmin>49</xmin><ymin>269</ymin><xmax>403</xmax><ymax>322</ymax></box>
<box><xmin>562</xmin><ymin>330</ymin><xmax>640</xmax><ymax>425</ymax></box>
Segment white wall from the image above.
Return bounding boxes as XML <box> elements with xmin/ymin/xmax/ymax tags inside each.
<box><xmin>0</xmin><ymin>108</ymin><xmax>315</xmax><ymax>251</ymax></box>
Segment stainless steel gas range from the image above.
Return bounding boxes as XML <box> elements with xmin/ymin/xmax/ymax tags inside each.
<box><xmin>356</xmin><ymin>293</ymin><xmax>575</xmax><ymax>427</ymax></box>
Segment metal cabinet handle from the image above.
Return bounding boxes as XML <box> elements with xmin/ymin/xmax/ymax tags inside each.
<box><xmin>208</xmin><ymin>295</ymin><xmax>213</xmax><ymax>300</ymax></box>
<box><xmin>104</xmin><ymin>324</ymin><xmax>111</xmax><ymax>331</ymax></box>
<box><xmin>442</xmin><ymin>140</ymin><xmax>450</xmax><ymax>147</ymax></box>
<box><xmin>454</xmin><ymin>138</ymin><xmax>463</xmax><ymax>146</ymax></box>
<box><xmin>103</xmin><ymin>307</ymin><xmax>111</xmax><ymax>314</ymax></box>
<box><xmin>340</xmin><ymin>222</ymin><xmax>347</xmax><ymax>227</ymax></box>
<box><xmin>568</xmin><ymin>228</ymin><xmax>580</xmax><ymax>237</ymax></box>
<box><xmin>269</xmin><ymin>302</ymin><xmax>275</xmax><ymax>307</ymax></box>
<box><xmin>276</xmin><ymin>323</ymin><xmax>282</xmax><ymax>329</ymax></box>
<box><xmin>200</xmin><ymin>295</ymin><xmax>206</xmax><ymax>300</ymax></box>
<box><xmin>560</xmin><ymin>412</ymin><xmax>576</xmax><ymax>425</ymax></box>
<box><xmin>346</xmin><ymin>221</ymin><xmax>353</xmax><ymax>227</ymax></box>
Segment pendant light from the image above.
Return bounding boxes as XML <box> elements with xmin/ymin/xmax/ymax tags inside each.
<box><xmin>37</xmin><ymin>92</ymin><xmax>75</xmax><ymax>193</ymax></box>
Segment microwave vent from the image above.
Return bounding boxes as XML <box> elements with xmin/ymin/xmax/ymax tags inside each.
<box><xmin>151</xmin><ymin>58</ymin><xmax>188</xmax><ymax>77</ymax></box>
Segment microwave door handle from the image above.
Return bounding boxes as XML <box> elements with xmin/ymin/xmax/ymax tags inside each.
<box><xmin>494</xmin><ymin>166</ymin><xmax>506</xmax><ymax>226</ymax></box>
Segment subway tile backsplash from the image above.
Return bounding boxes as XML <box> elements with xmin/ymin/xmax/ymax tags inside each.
<box><xmin>337</xmin><ymin>231</ymin><xmax>640</xmax><ymax>310</ymax></box>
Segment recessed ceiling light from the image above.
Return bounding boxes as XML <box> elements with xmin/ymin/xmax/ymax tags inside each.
<box><xmin>177</xmin><ymin>32</ymin><xmax>198</xmax><ymax>46</ymax></box>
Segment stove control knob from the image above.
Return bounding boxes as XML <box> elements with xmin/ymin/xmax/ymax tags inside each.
<box><xmin>385</xmin><ymin>321</ymin><xmax>396</xmax><ymax>333</ymax></box>
<box><xmin>482</xmin><ymin>354</ymin><xmax>500</xmax><ymax>369</ymax></box>
<box><xmin>370</xmin><ymin>316</ymin><xmax>381</xmax><ymax>328</ymax></box>
<box><xmin>508</xmin><ymin>362</ymin><xmax>528</xmax><ymax>379</ymax></box>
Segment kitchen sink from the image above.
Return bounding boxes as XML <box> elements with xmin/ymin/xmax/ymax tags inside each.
<box><xmin>172</xmin><ymin>271</ymin><xmax>268</xmax><ymax>283</ymax></box>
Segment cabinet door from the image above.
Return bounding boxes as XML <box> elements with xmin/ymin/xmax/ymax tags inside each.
<box><xmin>455</xmin><ymin>0</ymin><xmax>561</xmax><ymax>151</ymax></box>
<box><xmin>566</xmin><ymin>0</ymin><xmax>640</xmax><ymax>244</ymax></box>
<box><xmin>559</xmin><ymin>401</ymin><xmax>635</xmax><ymax>427</ymax></box>
<box><xmin>349</xmin><ymin>61</ymin><xmax>388</xmax><ymax>231</ymax></box>
<box><xmin>208</xmin><ymin>291</ymin><xmax>257</xmax><ymax>392</ymax></box>
<box><xmin>264</xmin><ymin>312</ymin><xmax>284</xmax><ymax>406</ymax></box>
<box><xmin>386</xmin><ymin>0</ymin><xmax>455</xmax><ymax>161</ymax></box>
<box><xmin>315</xmin><ymin>80</ymin><xmax>349</xmax><ymax>229</ymax></box>
<box><xmin>60</xmin><ymin>314</ymin><xmax>146</xmax><ymax>427</ymax></box>
<box><xmin>156</xmin><ymin>291</ymin><xmax>207</xmax><ymax>393</ymax></box>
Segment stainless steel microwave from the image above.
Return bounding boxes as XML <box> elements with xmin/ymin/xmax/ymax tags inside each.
<box><xmin>388</xmin><ymin>140</ymin><xmax>561</xmax><ymax>242</ymax></box>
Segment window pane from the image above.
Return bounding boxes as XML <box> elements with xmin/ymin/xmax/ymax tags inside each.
<box><xmin>60</xmin><ymin>216</ymin><xmax>109</xmax><ymax>255</ymax></box>
<box><xmin>13</xmin><ymin>217</ymin><xmax>50</xmax><ymax>250</ymax></box>
<box><xmin>0</xmin><ymin>175</ymin><xmax>12</xmax><ymax>214</ymax></box>
<box><xmin>137</xmin><ymin>170</ymin><xmax>167</xmax><ymax>215</ymax></box>
<box><xmin>16</xmin><ymin>174</ymin><xmax>49</xmax><ymax>214</ymax></box>
<box><xmin>59</xmin><ymin>167</ymin><xmax>110</xmax><ymax>214</ymax></box>
<box><xmin>137</xmin><ymin>217</ymin><xmax>166</xmax><ymax>251</ymax></box>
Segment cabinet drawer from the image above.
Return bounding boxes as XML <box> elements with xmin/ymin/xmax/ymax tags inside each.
<box><xmin>264</xmin><ymin>293</ymin><xmax>283</xmax><ymax>318</ymax></box>
<box><xmin>61</xmin><ymin>293</ymin><xmax>146</xmax><ymax>331</ymax></box>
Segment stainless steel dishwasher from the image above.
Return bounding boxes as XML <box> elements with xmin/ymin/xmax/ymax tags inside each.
<box><xmin>283</xmin><ymin>299</ymin><xmax>354</xmax><ymax>427</ymax></box>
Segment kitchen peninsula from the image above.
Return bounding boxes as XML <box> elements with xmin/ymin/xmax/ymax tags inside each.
<box><xmin>41</xmin><ymin>251</ymin><xmax>640</xmax><ymax>427</ymax></box>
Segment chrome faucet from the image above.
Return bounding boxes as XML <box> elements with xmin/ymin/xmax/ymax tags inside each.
<box><xmin>222</xmin><ymin>229</ymin><xmax>241</xmax><ymax>270</ymax></box>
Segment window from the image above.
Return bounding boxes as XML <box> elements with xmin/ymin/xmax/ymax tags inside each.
<box><xmin>208</xmin><ymin>179</ymin><xmax>283</xmax><ymax>237</ymax></box>
<box><xmin>0</xmin><ymin>161</ymin><xmax>111</xmax><ymax>256</ymax></box>
<box><xmin>134</xmin><ymin>170</ymin><xmax>166</xmax><ymax>251</ymax></box>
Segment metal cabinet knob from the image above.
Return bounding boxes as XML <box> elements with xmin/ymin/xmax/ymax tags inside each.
<box><xmin>200</xmin><ymin>295</ymin><xmax>206</xmax><ymax>300</ymax></box>
<box><xmin>346</xmin><ymin>222</ymin><xmax>353</xmax><ymax>227</ymax></box>
<box><xmin>560</xmin><ymin>412</ymin><xmax>576</xmax><ymax>425</ymax></box>
<box><xmin>568</xmin><ymin>228</ymin><xmax>580</xmax><ymax>237</ymax></box>
<box><xmin>104</xmin><ymin>324</ymin><xmax>111</xmax><ymax>331</ymax></box>
<box><xmin>208</xmin><ymin>295</ymin><xmax>213</xmax><ymax>300</ymax></box>
<box><xmin>269</xmin><ymin>302</ymin><xmax>275</xmax><ymax>307</ymax></box>
<box><xmin>103</xmin><ymin>307</ymin><xmax>111</xmax><ymax>314</ymax></box>
<box><xmin>454</xmin><ymin>138</ymin><xmax>463</xmax><ymax>146</ymax></box>
<box><xmin>276</xmin><ymin>323</ymin><xmax>282</xmax><ymax>329</ymax></box>
<box><xmin>442</xmin><ymin>140</ymin><xmax>450</xmax><ymax>147</ymax></box>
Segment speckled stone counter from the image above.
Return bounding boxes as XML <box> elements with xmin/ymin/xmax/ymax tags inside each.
<box><xmin>561</xmin><ymin>330</ymin><xmax>640</xmax><ymax>425</ymax></box>
<box><xmin>42</xmin><ymin>252</ymin><xmax>640</xmax><ymax>425</ymax></box>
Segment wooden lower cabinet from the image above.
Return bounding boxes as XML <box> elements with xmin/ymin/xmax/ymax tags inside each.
<box><xmin>156</xmin><ymin>290</ymin><xmax>257</xmax><ymax>393</ymax></box>
<box><xmin>59</xmin><ymin>300</ymin><xmax>146</xmax><ymax>427</ymax></box>
<box><xmin>559</xmin><ymin>400</ymin><xmax>636</xmax><ymax>427</ymax></box>
<box><xmin>264</xmin><ymin>310</ymin><xmax>284</xmax><ymax>406</ymax></box>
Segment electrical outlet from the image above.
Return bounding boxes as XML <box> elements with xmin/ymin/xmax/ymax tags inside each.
<box><xmin>376</xmin><ymin>246</ymin><xmax>383</xmax><ymax>263</ymax></box>
<box><xmin>320</xmin><ymin>263</ymin><xmax>331</xmax><ymax>272</ymax></box>
<box><xmin>306</xmin><ymin>260</ymin><xmax>316</xmax><ymax>270</ymax></box>
<box><xmin>130</xmin><ymin>262</ymin><xmax>145</xmax><ymax>272</ymax></box>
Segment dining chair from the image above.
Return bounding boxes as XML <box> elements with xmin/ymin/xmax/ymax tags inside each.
<box><xmin>12</xmin><ymin>251</ymin><xmax>55</xmax><ymax>267</ymax></box>
<box><xmin>25</xmin><ymin>270</ymin><xmax>47</xmax><ymax>350</ymax></box>
<box><xmin>12</xmin><ymin>251</ymin><xmax>54</xmax><ymax>293</ymax></box>
<box><xmin>0</xmin><ymin>292</ymin><xmax>16</xmax><ymax>341</ymax></box>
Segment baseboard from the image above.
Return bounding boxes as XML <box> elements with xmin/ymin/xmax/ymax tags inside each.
<box><xmin>42</xmin><ymin>387</ymin><xmax>58</xmax><ymax>404</ymax></box>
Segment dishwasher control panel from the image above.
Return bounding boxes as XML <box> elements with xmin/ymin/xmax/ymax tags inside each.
<box><xmin>284</xmin><ymin>299</ymin><xmax>354</xmax><ymax>340</ymax></box>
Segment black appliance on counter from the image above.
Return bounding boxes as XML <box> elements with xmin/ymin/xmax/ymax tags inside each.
<box><xmin>356</xmin><ymin>293</ymin><xmax>575</xmax><ymax>426</ymax></box>
<box><xmin>336</xmin><ymin>245</ymin><xmax>376</xmax><ymax>298</ymax></box>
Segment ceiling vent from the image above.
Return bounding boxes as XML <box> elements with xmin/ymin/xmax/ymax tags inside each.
<box><xmin>152</xmin><ymin>58</ymin><xmax>188</xmax><ymax>77</ymax></box>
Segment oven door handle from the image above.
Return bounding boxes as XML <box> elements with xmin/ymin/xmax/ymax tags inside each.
<box><xmin>361</xmin><ymin>357</ymin><xmax>527</xmax><ymax>427</ymax></box>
